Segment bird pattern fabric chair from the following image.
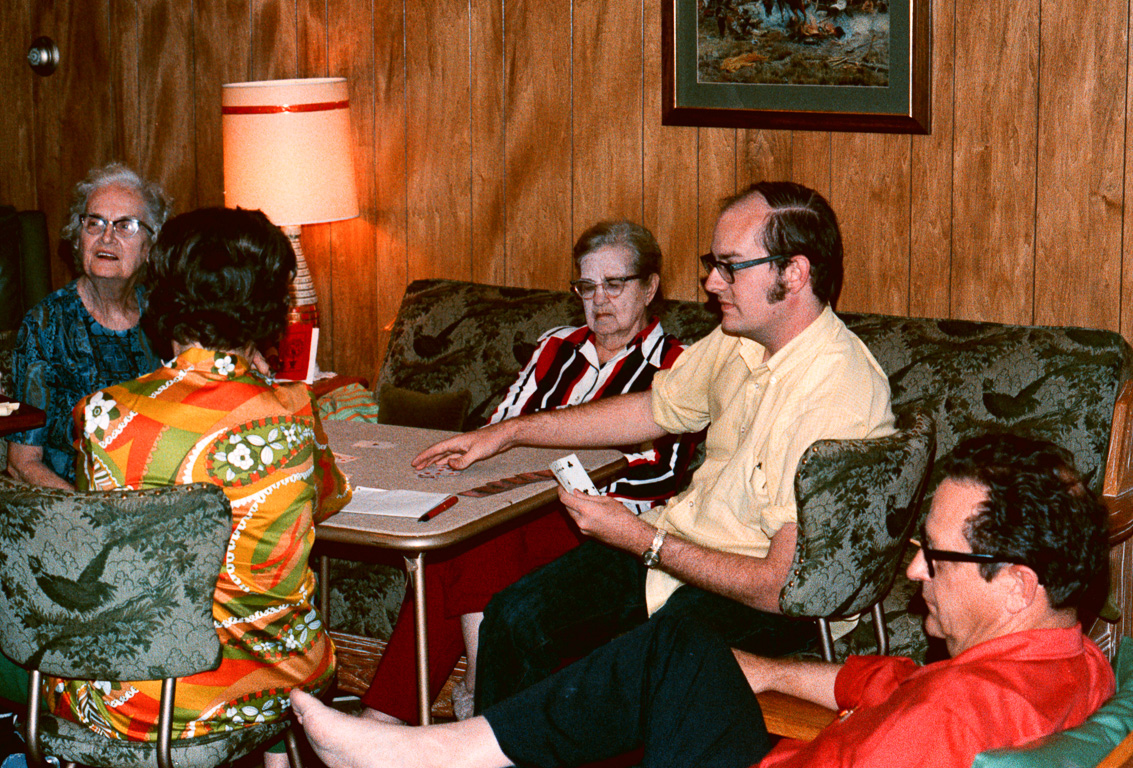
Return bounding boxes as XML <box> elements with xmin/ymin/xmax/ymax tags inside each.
<box><xmin>0</xmin><ymin>482</ymin><xmax>303</xmax><ymax>768</ymax></box>
<box><xmin>780</xmin><ymin>404</ymin><xmax>937</xmax><ymax>661</ymax></box>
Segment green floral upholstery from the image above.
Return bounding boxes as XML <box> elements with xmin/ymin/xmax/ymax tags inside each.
<box><xmin>359</xmin><ymin>280</ymin><xmax>1133</xmax><ymax>667</ymax></box>
<box><xmin>781</xmin><ymin>405</ymin><xmax>935</xmax><ymax>619</ymax></box>
<box><xmin>840</xmin><ymin>315</ymin><xmax>1132</xmax><ymax>499</ymax></box>
<box><xmin>323</xmin><ymin>557</ymin><xmax>406</xmax><ymax>639</ymax></box>
<box><xmin>39</xmin><ymin>716</ymin><xmax>288</xmax><ymax>768</ymax></box>
<box><xmin>0</xmin><ymin>482</ymin><xmax>299</xmax><ymax>768</ymax></box>
<box><xmin>0</xmin><ymin>483</ymin><xmax>228</xmax><ymax>678</ymax></box>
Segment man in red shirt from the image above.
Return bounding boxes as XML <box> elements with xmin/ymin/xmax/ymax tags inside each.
<box><xmin>291</xmin><ymin>434</ymin><xmax>1115</xmax><ymax>768</ymax></box>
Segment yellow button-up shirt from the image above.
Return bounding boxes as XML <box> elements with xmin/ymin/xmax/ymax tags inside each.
<box><xmin>643</xmin><ymin>305</ymin><xmax>894</xmax><ymax>613</ymax></box>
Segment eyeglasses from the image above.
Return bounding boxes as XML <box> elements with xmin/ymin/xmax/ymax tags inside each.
<box><xmin>570</xmin><ymin>274</ymin><xmax>644</xmax><ymax>299</ymax></box>
<box><xmin>700</xmin><ymin>253</ymin><xmax>790</xmax><ymax>284</ymax></box>
<box><xmin>909</xmin><ymin>525</ymin><xmax>1029</xmax><ymax>578</ymax></box>
<box><xmin>80</xmin><ymin>214</ymin><xmax>155</xmax><ymax>240</ymax></box>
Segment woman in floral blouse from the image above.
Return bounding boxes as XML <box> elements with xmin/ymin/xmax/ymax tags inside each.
<box><xmin>51</xmin><ymin>207</ymin><xmax>351</xmax><ymax>764</ymax></box>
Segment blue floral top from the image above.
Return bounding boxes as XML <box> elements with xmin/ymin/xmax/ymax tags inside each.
<box><xmin>9</xmin><ymin>280</ymin><xmax>158</xmax><ymax>483</ymax></box>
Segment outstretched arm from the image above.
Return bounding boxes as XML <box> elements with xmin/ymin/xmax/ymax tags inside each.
<box><xmin>413</xmin><ymin>390</ymin><xmax>667</xmax><ymax>469</ymax></box>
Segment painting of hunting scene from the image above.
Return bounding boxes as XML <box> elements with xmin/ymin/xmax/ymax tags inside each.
<box><xmin>698</xmin><ymin>0</ymin><xmax>890</xmax><ymax>87</ymax></box>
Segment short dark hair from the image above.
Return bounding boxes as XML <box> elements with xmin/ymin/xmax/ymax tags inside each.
<box><xmin>144</xmin><ymin>207</ymin><xmax>295</xmax><ymax>352</ymax></box>
<box><xmin>941</xmin><ymin>434</ymin><xmax>1108</xmax><ymax>610</ymax></box>
<box><xmin>62</xmin><ymin>162</ymin><xmax>172</xmax><ymax>273</ymax></box>
<box><xmin>721</xmin><ymin>181</ymin><xmax>843</xmax><ymax>305</ymax></box>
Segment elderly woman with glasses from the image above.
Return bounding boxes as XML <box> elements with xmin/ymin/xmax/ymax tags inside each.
<box><xmin>359</xmin><ymin>220</ymin><xmax>700</xmax><ymax>724</ymax></box>
<box><xmin>7</xmin><ymin>163</ymin><xmax>169</xmax><ymax>489</ymax></box>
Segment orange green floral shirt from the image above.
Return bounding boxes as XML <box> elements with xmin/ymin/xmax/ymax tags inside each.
<box><xmin>47</xmin><ymin>347</ymin><xmax>352</xmax><ymax>741</ymax></box>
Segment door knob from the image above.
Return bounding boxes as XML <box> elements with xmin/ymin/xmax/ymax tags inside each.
<box><xmin>27</xmin><ymin>37</ymin><xmax>59</xmax><ymax>76</ymax></box>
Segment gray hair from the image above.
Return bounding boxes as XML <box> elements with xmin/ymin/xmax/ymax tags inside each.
<box><xmin>61</xmin><ymin>163</ymin><xmax>172</xmax><ymax>271</ymax></box>
<box><xmin>572</xmin><ymin>220</ymin><xmax>663</xmax><ymax>279</ymax></box>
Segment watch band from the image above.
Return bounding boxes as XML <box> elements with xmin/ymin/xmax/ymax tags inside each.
<box><xmin>642</xmin><ymin>528</ymin><xmax>667</xmax><ymax>569</ymax></box>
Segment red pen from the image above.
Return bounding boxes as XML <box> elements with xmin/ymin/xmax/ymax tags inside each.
<box><xmin>419</xmin><ymin>495</ymin><xmax>458</xmax><ymax>522</ymax></box>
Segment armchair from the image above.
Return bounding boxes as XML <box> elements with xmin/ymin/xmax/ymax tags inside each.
<box><xmin>0</xmin><ymin>482</ymin><xmax>304</xmax><ymax>768</ymax></box>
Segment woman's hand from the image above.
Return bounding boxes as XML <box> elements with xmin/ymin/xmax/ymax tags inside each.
<box><xmin>7</xmin><ymin>443</ymin><xmax>74</xmax><ymax>490</ymax></box>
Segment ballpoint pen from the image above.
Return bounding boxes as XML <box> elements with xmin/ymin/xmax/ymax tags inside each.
<box><xmin>418</xmin><ymin>495</ymin><xmax>459</xmax><ymax>522</ymax></box>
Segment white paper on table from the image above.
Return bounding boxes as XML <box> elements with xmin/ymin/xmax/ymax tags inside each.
<box><xmin>341</xmin><ymin>486</ymin><xmax>452</xmax><ymax>518</ymax></box>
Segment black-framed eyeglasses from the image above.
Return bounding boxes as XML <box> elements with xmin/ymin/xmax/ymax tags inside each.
<box><xmin>909</xmin><ymin>525</ymin><xmax>1029</xmax><ymax>578</ymax></box>
<box><xmin>700</xmin><ymin>253</ymin><xmax>790</xmax><ymax>284</ymax></box>
<box><xmin>80</xmin><ymin>214</ymin><xmax>155</xmax><ymax>240</ymax></box>
<box><xmin>570</xmin><ymin>274</ymin><xmax>644</xmax><ymax>300</ymax></box>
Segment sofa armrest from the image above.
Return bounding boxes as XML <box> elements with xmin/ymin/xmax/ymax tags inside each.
<box><xmin>1104</xmin><ymin>380</ymin><xmax>1133</xmax><ymax>545</ymax></box>
<box><xmin>754</xmin><ymin>691</ymin><xmax>836</xmax><ymax>742</ymax></box>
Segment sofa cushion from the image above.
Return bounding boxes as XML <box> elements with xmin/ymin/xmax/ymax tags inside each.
<box><xmin>841</xmin><ymin>314</ymin><xmax>1133</xmax><ymax>499</ymax></box>
<box><xmin>377</xmin><ymin>384</ymin><xmax>471</xmax><ymax>432</ymax></box>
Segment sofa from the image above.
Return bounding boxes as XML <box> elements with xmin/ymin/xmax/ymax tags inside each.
<box><xmin>321</xmin><ymin>277</ymin><xmax>1133</xmax><ymax>690</ymax></box>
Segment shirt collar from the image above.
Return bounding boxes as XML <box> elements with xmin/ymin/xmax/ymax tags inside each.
<box><xmin>736</xmin><ymin>304</ymin><xmax>840</xmax><ymax>374</ymax></box>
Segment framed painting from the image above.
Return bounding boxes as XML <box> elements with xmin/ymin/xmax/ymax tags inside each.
<box><xmin>662</xmin><ymin>0</ymin><xmax>931</xmax><ymax>133</ymax></box>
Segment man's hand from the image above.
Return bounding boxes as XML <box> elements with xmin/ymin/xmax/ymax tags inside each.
<box><xmin>558</xmin><ymin>487</ymin><xmax>656</xmax><ymax>552</ymax></box>
<box><xmin>412</xmin><ymin>421</ymin><xmax>516</xmax><ymax>470</ymax></box>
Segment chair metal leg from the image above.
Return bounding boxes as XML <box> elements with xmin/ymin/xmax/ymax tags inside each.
<box><xmin>157</xmin><ymin>677</ymin><xmax>177</xmax><ymax>768</ymax></box>
<box><xmin>871</xmin><ymin>602</ymin><xmax>889</xmax><ymax>656</ymax></box>
<box><xmin>816</xmin><ymin>618</ymin><xmax>835</xmax><ymax>663</ymax></box>
<box><xmin>319</xmin><ymin>555</ymin><xmax>330</xmax><ymax>627</ymax></box>
<box><xmin>285</xmin><ymin>722</ymin><xmax>305</xmax><ymax>768</ymax></box>
<box><xmin>25</xmin><ymin>670</ymin><xmax>47</xmax><ymax>768</ymax></box>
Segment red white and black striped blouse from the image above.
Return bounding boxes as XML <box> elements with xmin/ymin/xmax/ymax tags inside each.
<box><xmin>489</xmin><ymin>319</ymin><xmax>699</xmax><ymax>514</ymax></box>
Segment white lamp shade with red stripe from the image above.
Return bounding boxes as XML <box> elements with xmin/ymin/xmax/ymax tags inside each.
<box><xmin>222</xmin><ymin>77</ymin><xmax>359</xmax><ymax>226</ymax></box>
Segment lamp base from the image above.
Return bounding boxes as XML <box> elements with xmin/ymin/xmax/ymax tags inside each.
<box><xmin>273</xmin><ymin>224</ymin><xmax>320</xmax><ymax>382</ymax></box>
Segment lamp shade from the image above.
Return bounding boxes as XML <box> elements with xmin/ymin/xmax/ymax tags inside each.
<box><xmin>222</xmin><ymin>77</ymin><xmax>359</xmax><ymax>226</ymax></box>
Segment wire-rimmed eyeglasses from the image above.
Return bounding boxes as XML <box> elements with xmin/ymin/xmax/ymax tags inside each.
<box><xmin>80</xmin><ymin>214</ymin><xmax>155</xmax><ymax>240</ymax></box>
<box><xmin>908</xmin><ymin>525</ymin><xmax>1029</xmax><ymax>578</ymax></box>
<box><xmin>570</xmin><ymin>274</ymin><xmax>644</xmax><ymax>300</ymax></box>
<box><xmin>700</xmin><ymin>253</ymin><xmax>790</xmax><ymax>284</ymax></box>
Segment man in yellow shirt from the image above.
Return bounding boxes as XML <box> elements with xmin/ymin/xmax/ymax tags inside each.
<box><xmin>415</xmin><ymin>181</ymin><xmax>894</xmax><ymax>710</ymax></box>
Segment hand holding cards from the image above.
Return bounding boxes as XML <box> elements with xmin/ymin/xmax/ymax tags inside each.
<box><xmin>550</xmin><ymin>454</ymin><xmax>600</xmax><ymax>496</ymax></box>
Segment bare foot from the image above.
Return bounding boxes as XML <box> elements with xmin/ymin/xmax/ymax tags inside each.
<box><xmin>289</xmin><ymin>690</ymin><xmax>510</xmax><ymax>768</ymax></box>
<box><xmin>360</xmin><ymin>707</ymin><xmax>405</xmax><ymax>724</ymax></box>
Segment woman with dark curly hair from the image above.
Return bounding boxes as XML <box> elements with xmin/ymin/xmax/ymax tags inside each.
<box><xmin>8</xmin><ymin>163</ymin><xmax>170</xmax><ymax>489</ymax></box>
<box><xmin>52</xmin><ymin>207</ymin><xmax>351</xmax><ymax>764</ymax></box>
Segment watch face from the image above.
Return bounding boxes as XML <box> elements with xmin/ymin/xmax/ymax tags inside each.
<box><xmin>642</xmin><ymin>549</ymin><xmax>660</xmax><ymax>568</ymax></box>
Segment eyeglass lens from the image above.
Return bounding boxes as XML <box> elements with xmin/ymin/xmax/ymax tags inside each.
<box><xmin>82</xmin><ymin>215</ymin><xmax>147</xmax><ymax>239</ymax></box>
<box><xmin>700</xmin><ymin>255</ymin><xmax>735</xmax><ymax>283</ymax></box>
<box><xmin>572</xmin><ymin>277</ymin><xmax>636</xmax><ymax>299</ymax></box>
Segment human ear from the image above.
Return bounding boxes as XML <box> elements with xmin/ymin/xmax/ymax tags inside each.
<box><xmin>1000</xmin><ymin>564</ymin><xmax>1040</xmax><ymax>613</ymax></box>
<box><xmin>784</xmin><ymin>255</ymin><xmax>811</xmax><ymax>294</ymax></box>
<box><xmin>645</xmin><ymin>273</ymin><xmax>660</xmax><ymax>305</ymax></box>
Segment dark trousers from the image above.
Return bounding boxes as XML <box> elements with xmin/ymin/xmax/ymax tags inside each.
<box><xmin>475</xmin><ymin>540</ymin><xmax>815</xmax><ymax>712</ymax></box>
<box><xmin>484</xmin><ymin>613</ymin><xmax>773</xmax><ymax>768</ymax></box>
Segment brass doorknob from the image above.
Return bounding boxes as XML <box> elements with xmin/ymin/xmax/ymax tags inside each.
<box><xmin>27</xmin><ymin>37</ymin><xmax>59</xmax><ymax>76</ymax></box>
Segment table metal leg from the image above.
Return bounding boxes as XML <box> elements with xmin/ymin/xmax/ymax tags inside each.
<box><xmin>406</xmin><ymin>552</ymin><xmax>430</xmax><ymax>724</ymax></box>
<box><xmin>319</xmin><ymin>555</ymin><xmax>330</xmax><ymax>626</ymax></box>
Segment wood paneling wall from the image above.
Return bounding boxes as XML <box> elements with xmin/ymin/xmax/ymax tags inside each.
<box><xmin>2</xmin><ymin>0</ymin><xmax>1132</xmax><ymax>380</ymax></box>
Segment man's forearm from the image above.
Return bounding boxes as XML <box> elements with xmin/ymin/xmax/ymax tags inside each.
<box><xmin>509</xmin><ymin>391</ymin><xmax>668</xmax><ymax>449</ymax></box>
<box><xmin>650</xmin><ymin>523</ymin><xmax>799</xmax><ymax>614</ymax></box>
<box><xmin>732</xmin><ymin>651</ymin><xmax>842</xmax><ymax>710</ymax></box>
